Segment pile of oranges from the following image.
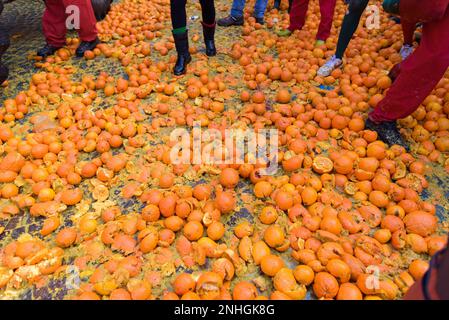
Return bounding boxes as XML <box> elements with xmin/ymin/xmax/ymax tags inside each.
<box><xmin>0</xmin><ymin>0</ymin><xmax>448</xmax><ymax>300</ymax></box>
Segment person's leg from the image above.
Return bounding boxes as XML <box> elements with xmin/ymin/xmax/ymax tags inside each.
<box><xmin>64</xmin><ymin>0</ymin><xmax>98</xmax><ymax>43</ymax></box>
<box><xmin>171</xmin><ymin>0</ymin><xmax>188</xmax><ymax>31</ymax></box>
<box><xmin>42</xmin><ymin>0</ymin><xmax>67</xmax><ymax>48</ymax></box>
<box><xmin>369</xmin><ymin>11</ymin><xmax>449</xmax><ymax>123</ymax></box>
<box><xmin>288</xmin><ymin>0</ymin><xmax>309</xmax><ymax>32</ymax></box>
<box><xmin>399</xmin><ymin>20</ymin><xmax>416</xmax><ymax>60</ymax></box>
<box><xmin>231</xmin><ymin>0</ymin><xmax>246</xmax><ymax>18</ymax></box>
<box><xmin>402</xmin><ymin>20</ymin><xmax>415</xmax><ymax>45</ymax></box>
<box><xmin>90</xmin><ymin>0</ymin><xmax>112</xmax><ymax>21</ymax></box>
<box><xmin>200</xmin><ymin>0</ymin><xmax>216</xmax><ymax>24</ymax></box>
<box><xmin>316</xmin><ymin>0</ymin><xmax>337</xmax><ymax>41</ymax></box>
<box><xmin>200</xmin><ymin>0</ymin><xmax>216</xmax><ymax>56</ymax></box>
<box><xmin>288</xmin><ymin>0</ymin><xmax>293</xmax><ymax>13</ymax></box>
<box><xmin>254</xmin><ymin>0</ymin><xmax>269</xmax><ymax>19</ymax></box>
<box><xmin>274</xmin><ymin>0</ymin><xmax>281</xmax><ymax>10</ymax></box>
<box><xmin>64</xmin><ymin>0</ymin><xmax>99</xmax><ymax>57</ymax></box>
<box><xmin>317</xmin><ymin>0</ymin><xmax>369</xmax><ymax>76</ymax></box>
<box><xmin>170</xmin><ymin>0</ymin><xmax>191</xmax><ymax>75</ymax></box>
<box><xmin>335</xmin><ymin>0</ymin><xmax>369</xmax><ymax>59</ymax></box>
<box><xmin>218</xmin><ymin>0</ymin><xmax>245</xmax><ymax>26</ymax></box>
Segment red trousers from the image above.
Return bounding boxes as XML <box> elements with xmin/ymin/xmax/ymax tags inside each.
<box><xmin>288</xmin><ymin>0</ymin><xmax>337</xmax><ymax>41</ymax></box>
<box><xmin>370</xmin><ymin>5</ymin><xmax>449</xmax><ymax>122</ymax></box>
<box><xmin>401</xmin><ymin>20</ymin><xmax>415</xmax><ymax>45</ymax></box>
<box><xmin>43</xmin><ymin>0</ymin><xmax>98</xmax><ymax>47</ymax></box>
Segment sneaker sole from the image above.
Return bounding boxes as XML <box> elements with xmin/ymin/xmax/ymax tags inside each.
<box><xmin>317</xmin><ymin>63</ymin><xmax>343</xmax><ymax>77</ymax></box>
<box><xmin>217</xmin><ymin>21</ymin><xmax>244</xmax><ymax>27</ymax></box>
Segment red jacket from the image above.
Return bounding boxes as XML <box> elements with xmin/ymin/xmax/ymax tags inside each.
<box><xmin>400</xmin><ymin>0</ymin><xmax>449</xmax><ymax>22</ymax></box>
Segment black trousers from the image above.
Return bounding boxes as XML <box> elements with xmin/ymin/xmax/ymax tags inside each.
<box><xmin>335</xmin><ymin>0</ymin><xmax>370</xmax><ymax>58</ymax></box>
<box><xmin>171</xmin><ymin>0</ymin><xmax>216</xmax><ymax>30</ymax></box>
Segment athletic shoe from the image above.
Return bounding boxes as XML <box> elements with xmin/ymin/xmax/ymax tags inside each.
<box><xmin>317</xmin><ymin>55</ymin><xmax>343</xmax><ymax>77</ymax></box>
<box><xmin>399</xmin><ymin>44</ymin><xmax>414</xmax><ymax>60</ymax></box>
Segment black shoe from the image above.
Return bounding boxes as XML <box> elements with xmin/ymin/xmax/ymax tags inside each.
<box><xmin>75</xmin><ymin>38</ymin><xmax>100</xmax><ymax>57</ymax></box>
<box><xmin>255</xmin><ymin>16</ymin><xmax>265</xmax><ymax>25</ymax></box>
<box><xmin>217</xmin><ymin>15</ymin><xmax>244</xmax><ymax>27</ymax></box>
<box><xmin>173</xmin><ymin>31</ymin><xmax>191</xmax><ymax>76</ymax></box>
<box><xmin>202</xmin><ymin>22</ymin><xmax>216</xmax><ymax>57</ymax></box>
<box><xmin>365</xmin><ymin>118</ymin><xmax>409</xmax><ymax>151</ymax></box>
<box><xmin>37</xmin><ymin>44</ymin><xmax>61</xmax><ymax>58</ymax></box>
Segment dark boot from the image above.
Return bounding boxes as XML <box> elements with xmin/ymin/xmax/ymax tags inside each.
<box><xmin>255</xmin><ymin>16</ymin><xmax>265</xmax><ymax>25</ymax></box>
<box><xmin>173</xmin><ymin>31</ymin><xmax>191</xmax><ymax>76</ymax></box>
<box><xmin>202</xmin><ymin>21</ymin><xmax>216</xmax><ymax>57</ymax></box>
<box><xmin>274</xmin><ymin>0</ymin><xmax>281</xmax><ymax>10</ymax></box>
<box><xmin>217</xmin><ymin>15</ymin><xmax>244</xmax><ymax>27</ymax></box>
<box><xmin>37</xmin><ymin>44</ymin><xmax>61</xmax><ymax>58</ymax></box>
<box><xmin>76</xmin><ymin>37</ymin><xmax>100</xmax><ymax>57</ymax></box>
<box><xmin>365</xmin><ymin>118</ymin><xmax>409</xmax><ymax>151</ymax></box>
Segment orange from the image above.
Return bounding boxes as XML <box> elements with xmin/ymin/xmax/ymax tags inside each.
<box><xmin>258</xmin><ymin>206</ymin><xmax>278</xmax><ymax>224</ymax></box>
<box><xmin>326</xmin><ymin>259</ymin><xmax>351</xmax><ymax>283</ymax></box>
<box><xmin>263</xmin><ymin>225</ymin><xmax>285</xmax><ymax>248</ymax></box>
<box><xmin>293</xmin><ymin>265</ymin><xmax>315</xmax><ymax>286</ymax></box>
<box><xmin>334</xmin><ymin>155</ymin><xmax>354</xmax><ymax>174</ymax></box>
<box><xmin>274</xmin><ymin>190</ymin><xmax>294</xmax><ymax>210</ymax></box>
<box><xmin>233</xmin><ymin>281</ymin><xmax>258</xmax><ymax>300</ymax></box>
<box><xmin>260</xmin><ymin>254</ymin><xmax>285</xmax><ymax>277</ymax></box>
<box><xmin>183</xmin><ymin>221</ymin><xmax>204</xmax><ymax>241</ymax></box>
<box><xmin>313</xmin><ymin>272</ymin><xmax>339</xmax><ymax>299</ymax></box>
<box><xmin>336</xmin><ymin>283</ymin><xmax>363</xmax><ymax>300</ymax></box>
<box><xmin>215</xmin><ymin>191</ymin><xmax>236</xmax><ymax>214</ymax></box>
<box><xmin>173</xmin><ymin>273</ymin><xmax>196</xmax><ymax>296</ymax></box>
<box><xmin>207</xmin><ymin>221</ymin><xmax>225</xmax><ymax>241</ymax></box>
<box><xmin>219</xmin><ymin>168</ymin><xmax>239</xmax><ymax>189</ymax></box>
<box><xmin>60</xmin><ymin>188</ymin><xmax>83</xmax><ymax>206</ymax></box>
<box><xmin>55</xmin><ymin>228</ymin><xmax>77</xmax><ymax>248</ymax></box>
<box><xmin>408</xmin><ymin>260</ymin><xmax>429</xmax><ymax>280</ymax></box>
<box><xmin>254</xmin><ymin>181</ymin><xmax>273</xmax><ymax>198</ymax></box>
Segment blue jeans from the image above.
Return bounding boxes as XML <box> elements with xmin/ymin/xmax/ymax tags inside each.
<box><xmin>231</xmin><ymin>0</ymin><xmax>268</xmax><ymax>19</ymax></box>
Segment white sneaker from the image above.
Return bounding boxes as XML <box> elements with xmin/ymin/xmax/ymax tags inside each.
<box><xmin>399</xmin><ymin>44</ymin><xmax>414</xmax><ymax>61</ymax></box>
<box><xmin>317</xmin><ymin>55</ymin><xmax>343</xmax><ymax>77</ymax></box>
